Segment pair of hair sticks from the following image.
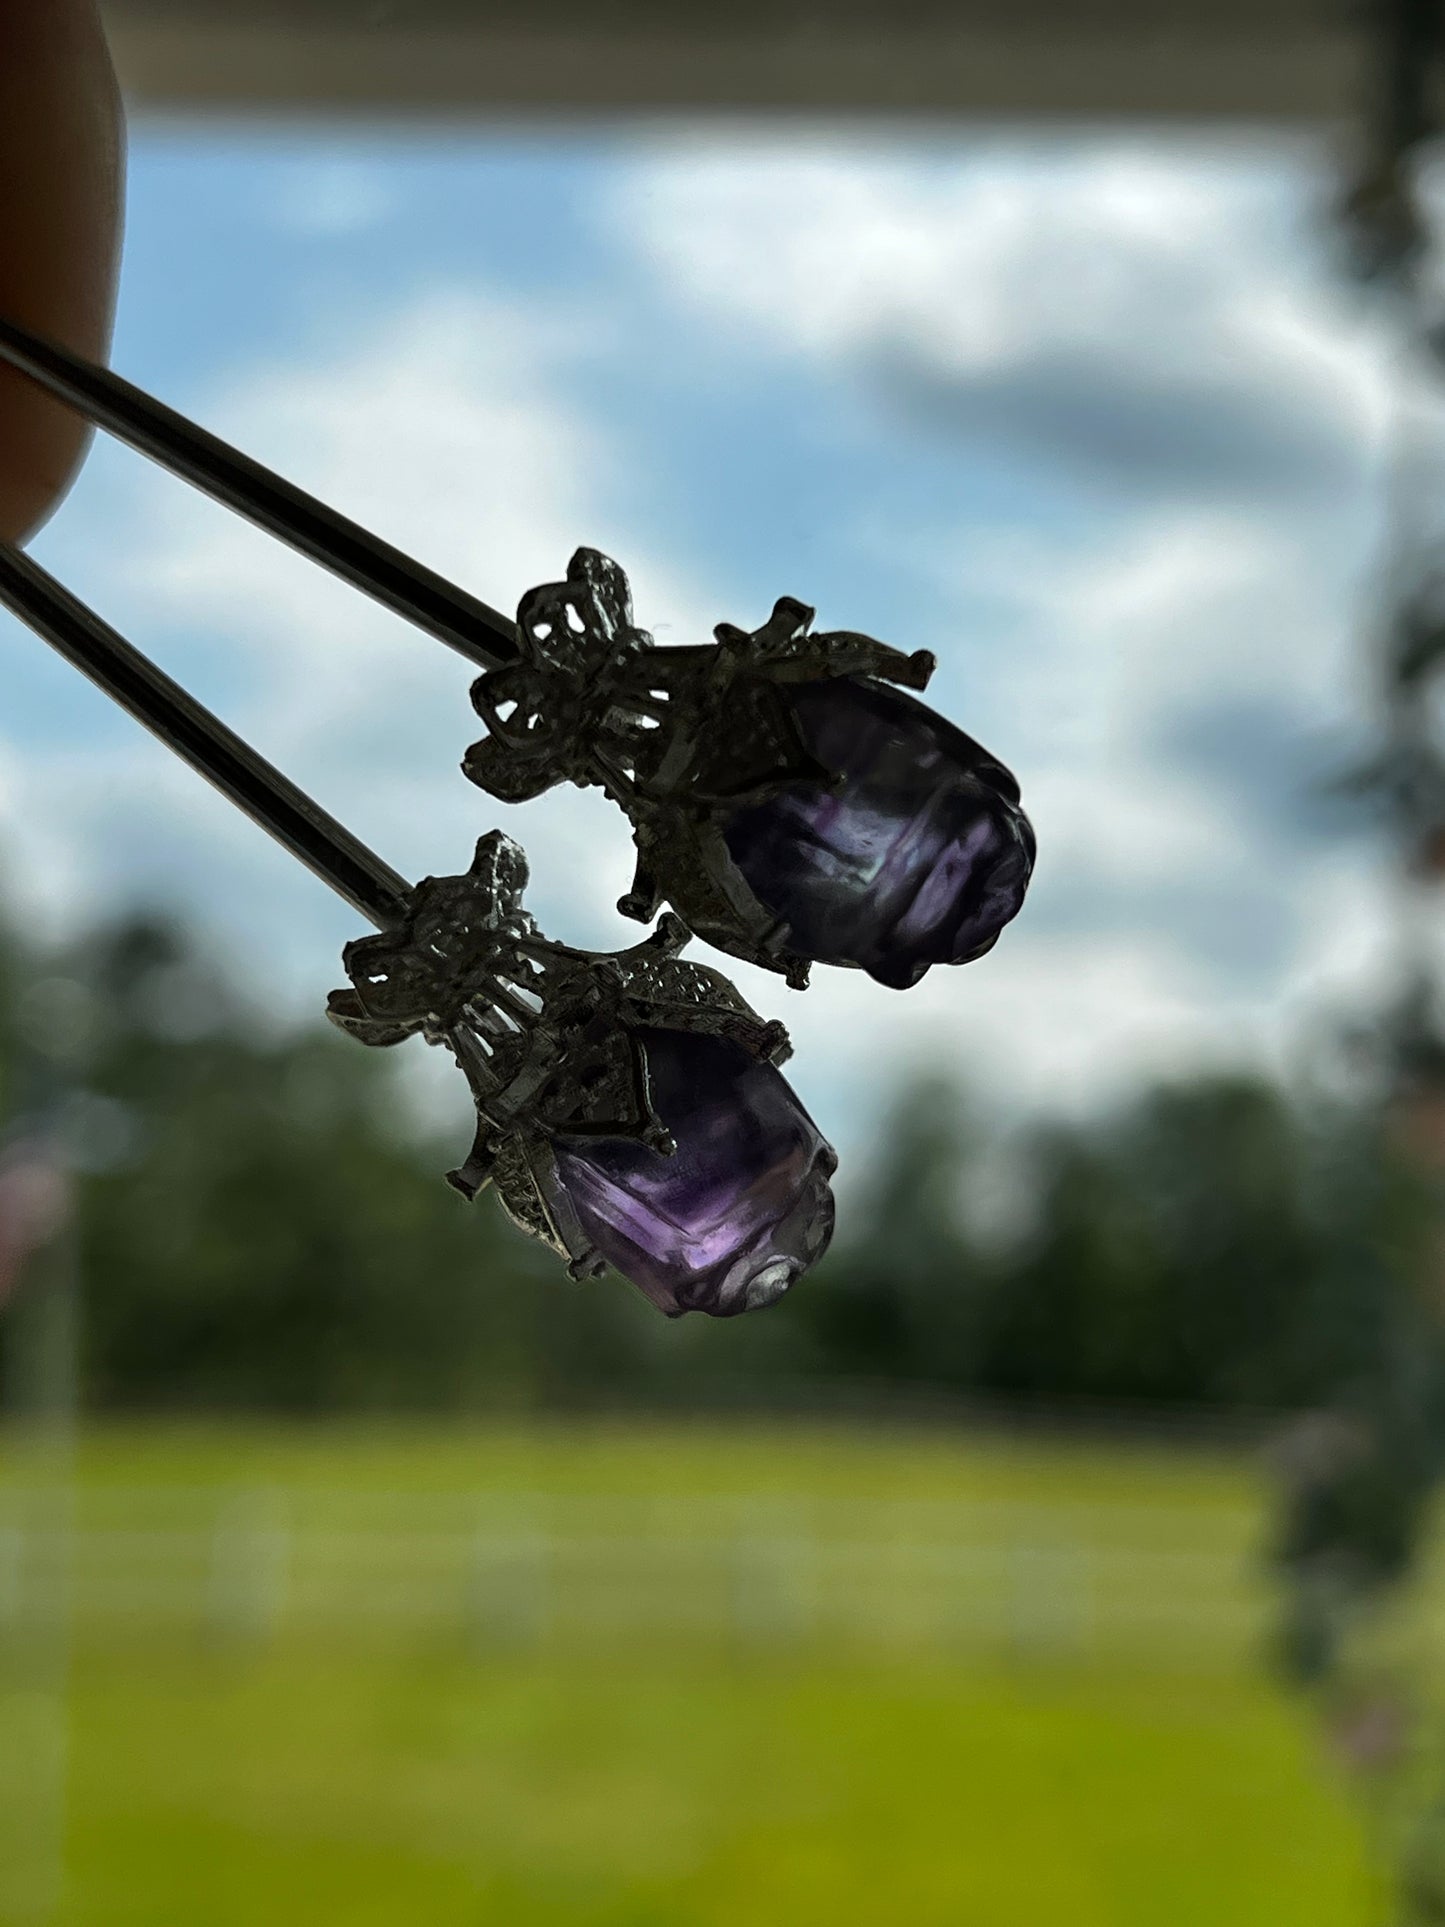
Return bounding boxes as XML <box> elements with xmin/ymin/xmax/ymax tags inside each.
<box><xmin>0</xmin><ymin>315</ymin><xmax>1035</xmax><ymax>1321</ymax></box>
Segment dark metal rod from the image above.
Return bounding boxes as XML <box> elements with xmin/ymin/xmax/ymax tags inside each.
<box><xmin>0</xmin><ymin>540</ymin><xmax>411</xmax><ymax>929</ymax></box>
<box><xmin>0</xmin><ymin>314</ymin><xmax>518</xmax><ymax>672</ymax></box>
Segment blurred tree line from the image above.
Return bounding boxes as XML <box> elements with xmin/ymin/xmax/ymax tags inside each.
<box><xmin>0</xmin><ymin>898</ymin><xmax>1439</xmax><ymax>1422</ymax></box>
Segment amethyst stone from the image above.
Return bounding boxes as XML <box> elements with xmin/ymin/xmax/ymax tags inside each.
<box><xmin>722</xmin><ymin>677</ymin><xmax>1035</xmax><ymax>990</ymax></box>
<box><xmin>550</xmin><ymin>1027</ymin><xmax>836</xmax><ymax>1319</ymax></box>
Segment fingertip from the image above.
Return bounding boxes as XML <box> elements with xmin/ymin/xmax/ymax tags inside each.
<box><xmin>0</xmin><ymin>0</ymin><xmax>125</xmax><ymax>544</ymax></box>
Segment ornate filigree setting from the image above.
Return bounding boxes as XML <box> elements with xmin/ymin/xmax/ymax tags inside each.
<box><xmin>327</xmin><ymin>830</ymin><xmax>790</xmax><ymax>1277</ymax></box>
<box><xmin>462</xmin><ymin>548</ymin><xmax>936</xmax><ymax>987</ymax></box>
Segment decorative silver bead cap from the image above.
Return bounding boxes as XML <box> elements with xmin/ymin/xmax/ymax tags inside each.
<box><xmin>327</xmin><ymin>832</ymin><xmax>837</xmax><ymax>1317</ymax></box>
<box><xmin>463</xmin><ymin>548</ymin><xmax>938</xmax><ymax>988</ymax></box>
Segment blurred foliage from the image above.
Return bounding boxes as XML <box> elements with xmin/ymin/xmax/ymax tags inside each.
<box><xmin>0</xmin><ymin>895</ymin><xmax>1439</xmax><ymax>1435</ymax></box>
<box><xmin>0</xmin><ymin>904</ymin><xmax>684</xmax><ymax>1414</ymax></box>
<box><xmin>807</xmin><ymin>1068</ymin><xmax>1443</xmax><ymax>1423</ymax></box>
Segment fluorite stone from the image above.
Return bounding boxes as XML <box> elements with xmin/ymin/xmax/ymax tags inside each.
<box><xmin>550</xmin><ymin>1027</ymin><xmax>836</xmax><ymax>1318</ymax></box>
<box><xmin>723</xmin><ymin>677</ymin><xmax>1035</xmax><ymax>990</ymax></box>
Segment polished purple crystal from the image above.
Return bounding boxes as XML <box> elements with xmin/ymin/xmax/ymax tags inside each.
<box><xmin>722</xmin><ymin>677</ymin><xmax>1035</xmax><ymax>990</ymax></box>
<box><xmin>550</xmin><ymin>1027</ymin><xmax>836</xmax><ymax>1319</ymax></box>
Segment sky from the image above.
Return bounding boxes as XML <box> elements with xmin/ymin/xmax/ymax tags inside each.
<box><xmin>0</xmin><ymin>123</ymin><xmax>1414</xmax><ymax>1169</ymax></box>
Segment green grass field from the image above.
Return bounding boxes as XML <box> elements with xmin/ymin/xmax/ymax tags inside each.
<box><xmin>0</xmin><ymin>1421</ymin><xmax>1376</xmax><ymax>1926</ymax></box>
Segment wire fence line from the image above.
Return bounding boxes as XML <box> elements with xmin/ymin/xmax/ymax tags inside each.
<box><xmin>0</xmin><ymin>1487</ymin><xmax>1271</xmax><ymax>1667</ymax></box>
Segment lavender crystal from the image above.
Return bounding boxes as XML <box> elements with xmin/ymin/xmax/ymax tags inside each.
<box><xmin>550</xmin><ymin>1027</ymin><xmax>836</xmax><ymax>1318</ymax></box>
<box><xmin>722</xmin><ymin>676</ymin><xmax>1035</xmax><ymax>990</ymax></box>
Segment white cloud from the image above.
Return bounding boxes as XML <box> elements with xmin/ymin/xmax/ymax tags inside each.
<box><xmin>601</xmin><ymin>137</ymin><xmax>1403</xmax><ymax>1127</ymax></box>
<box><xmin>614</xmin><ymin>140</ymin><xmax>1389</xmax><ymax>438</ymax></box>
<box><xmin>2</xmin><ymin>290</ymin><xmax>625</xmax><ymax>978</ymax></box>
<box><xmin>0</xmin><ymin>137</ymin><xmax>1411</xmax><ymax>1170</ymax></box>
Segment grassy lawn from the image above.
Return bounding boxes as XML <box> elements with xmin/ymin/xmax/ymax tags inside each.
<box><xmin>0</xmin><ymin>1421</ymin><xmax>1374</xmax><ymax>1926</ymax></box>
<box><xmin>38</xmin><ymin>1654</ymin><xmax>1370</xmax><ymax>1927</ymax></box>
<box><xmin>6</xmin><ymin>1414</ymin><xmax>1267</xmax><ymax>1509</ymax></box>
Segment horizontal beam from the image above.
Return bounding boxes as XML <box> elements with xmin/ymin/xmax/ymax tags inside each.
<box><xmin>100</xmin><ymin>2</ymin><xmax>1365</xmax><ymax>122</ymax></box>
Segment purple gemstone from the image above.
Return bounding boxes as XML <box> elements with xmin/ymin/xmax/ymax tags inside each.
<box><xmin>550</xmin><ymin>1028</ymin><xmax>836</xmax><ymax>1319</ymax></box>
<box><xmin>723</xmin><ymin>677</ymin><xmax>1035</xmax><ymax>990</ymax></box>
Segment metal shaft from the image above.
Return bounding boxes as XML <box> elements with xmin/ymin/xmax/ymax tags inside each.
<box><xmin>0</xmin><ymin>314</ymin><xmax>518</xmax><ymax>672</ymax></box>
<box><xmin>0</xmin><ymin>541</ymin><xmax>411</xmax><ymax>929</ymax></box>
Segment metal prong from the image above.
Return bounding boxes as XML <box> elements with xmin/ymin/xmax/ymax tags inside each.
<box><xmin>0</xmin><ymin>539</ymin><xmax>411</xmax><ymax>929</ymax></box>
<box><xmin>0</xmin><ymin>314</ymin><xmax>517</xmax><ymax>672</ymax></box>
